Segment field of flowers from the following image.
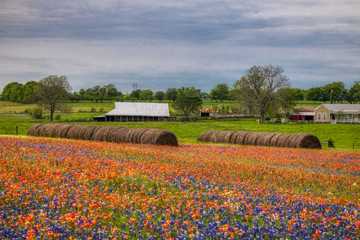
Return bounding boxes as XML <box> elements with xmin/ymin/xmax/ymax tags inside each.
<box><xmin>1</xmin><ymin>136</ymin><xmax>360</xmax><ymax>239</ymax></box>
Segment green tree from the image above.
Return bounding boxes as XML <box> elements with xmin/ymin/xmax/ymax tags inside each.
<box><xmin>276</xmin><ymin>87</ymin><xmax>298</xmax><ymax>118</ymax></box>
<box><xmin>165</xmin><ymin>88</ymin><xmax>178</xmax><ymax>101</ymax></box>
<box><xmin>209</xmin><ymin>83</ymin><xmax>229</xmax><ymax>102</ymax></box>
<box><xmin>1</xmin><ymin>82</ymin><xmax>23</xmax><ymax>102</ymax></box>
<box><xmin>131</xmin><ymin>89</ymin><xmax>142</xmax><ymax>100</ymax></box>
<box><xmin>305</xmin><ymin>87</ymin><xmax>326</xmax><ymax>102</ymax></box>
<box><xmin>324</xmin><ymin>82</ymin><xmax>347</xmax><ymax>103</ymax></box>
<box><xmin>34</xmin><ymin>75</ymin><xmax>72</xmax><ymax>121</ymax></box>
<box><xmin>233</xmin><ymin>65</ymin><xmax>289</xmax><ymax>121</ymax></box>
<box><xmin>22</xmin><ymin>81</ymin><xmax>39</xmax><ymax>103</ymax></box>
<box><xmin>140</xmin><ymin>89</ymin><xmax>154</xmax><ymax>101</ymax></box>
<box><xmin>346</xmin><ymin>81</ymin><xmax>360</xmax><ymax>103</ymax></box>
<box><xmin>154</xmin><ymin>91</ymin><xmax>165</xmax><ymax>101</ymax></box>
<box><xmin>172</xmin><ymin>86</ymin><xmax>202</xmax><ymax>118</ymax></box>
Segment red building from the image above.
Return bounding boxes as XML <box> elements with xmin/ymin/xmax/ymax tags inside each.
<box><xmin>200</xmin><ymin>109</ymin><xmax>215</xmax><ymax>117</ymax></box>
<box><xmin>290</xmin><ymin>108</ymin><xmax>315</xmax><ymax>122</ymax></box>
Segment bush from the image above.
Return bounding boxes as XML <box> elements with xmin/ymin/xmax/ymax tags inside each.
<box><xmin>328</xmin><ymin>138</ymin><xmax>335</xmax><ymax>148</ymax></box>
<box><xmin>31</xmin><ymin>107</ymin><xmax>43</xmax><ymax>119</ymax></box>
<box><xmin>55</xmin><ymin>114</ymin><xmax>61</xmax><ymax>120</ymax></box>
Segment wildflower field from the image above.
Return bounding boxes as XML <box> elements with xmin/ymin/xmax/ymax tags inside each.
<box><xmin>1</xmin><ymin>136</ymin><xmax>360</xmax><ymax>239</ymax></box>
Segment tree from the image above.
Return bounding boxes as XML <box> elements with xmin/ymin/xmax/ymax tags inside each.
<box><xmin>34</xmin><ymin>75</ymin><xmax>72</xmax><ymax>121</ymax></box>
<box><xmin>233</xmin><ymin>65</ymin><xmax>289</xmax><ymax>121</ymax></box>
<box><xmin>140</xmin><ymin>89</ymin><xmax>154</xmax><ymax>101</ymax></box>
<box><xmin>130</xmin><ymin>89</ymin><xmax>141</xmax><ymax>100</ymax></box>
<box><xmin>154</xmin><ymin>91</ymin><xmax>165</xmax><ymax>101</ymax></box>
<box><xmin>165</xmin><ymin>88</ymin><xmax>178</xmax><ymax>101</ymax></box>
<box><xmin>22</xmin><ymin>81</ymin><xmax>39</xmax><ymax>103</ymax></box>
<box><xmin>346</xmin><ymin>81</ymin><xmax>360</xmax><ymax>103</ymax></box>
<box><xmin>324</xmin><ymin>82</ymin><xmax>347</xmax><ymax>103</ymax></box>
<box><xmin>209</xmin><ymin>83</ymin><xmax>229</xmax><ymax>102</ymax></box>
<box><xmin>232</xmin><ymin>77</ymin><xmax>255</xmax><ymax>115</ymax></box>
<box><xmin>305</xmin><ymin>87</ymin><xmax>325</xmax><ymax>102</ymax></box>
<box><xmin>1</xmin><ymin>82</ymin><xmax>23</xmax><ymax>103</ymax></box>
<box><xmin>275</xmin><ymin>87</ymin><xmax>298</xmax><ymax>118</ymax></box>
<box><xmin>172</xmin><ymin>86</ymin><xmax>202</xmax><ymax>118</ymax></box>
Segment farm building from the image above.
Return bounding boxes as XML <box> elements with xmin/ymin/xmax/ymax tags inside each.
<box><xmin>200</xmin><ymin>109</ymin><xmax>215</xmax><ymax>117</ymax></box>
<box><xmin>93</xmin><ymin>102</ymin><xmax>170</xmax><ymax>122</ymax></box>
<box><xmin>314</xmin><ymin>104</ymin><xmax>360</xmax><ymax>124</ymax></box>
<box><xmin>290</xmin><ymin>108</ymin><xmax>315</xmax><ymax>122</ymax></box>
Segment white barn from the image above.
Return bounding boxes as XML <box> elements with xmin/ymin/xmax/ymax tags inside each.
<box><xmin>93</xmin><ymin>102</ymin><xmax>170</xmax><ymax>122</ymax></box>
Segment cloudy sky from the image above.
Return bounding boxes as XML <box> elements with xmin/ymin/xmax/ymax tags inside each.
<box><xmin>1</xmin><ymin>0</ymin><xmax>359</xmax><ymax>93</ymax></box>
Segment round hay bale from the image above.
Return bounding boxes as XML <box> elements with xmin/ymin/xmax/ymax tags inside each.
<box><xmin>113</xmin><ymin>127</ymin><xmax>131</xmax><ymax>143</ymax></box>
<box><xmin>197</xmin><ymin>131</ymin><xmax>215</xmax><ymax>142</ymax></box>
<box><xmin>229</xmin><ymin>131</ymin><xmax>246</xmax><ymax>144</ymax></box>
<box><xmin>51</xmin><ymin>123</ymin><xmax>69</xmax><ymax>137</ymax></box>
<box><xmin>140</xmin><ymin>129</ymin><xmax>158</xmax><ymax>144</ymax></box>
<box><xmin>286</xmin><ymin>134</ymin><xmax>300</xmax><ymax>148</ymax></box>
<box><xmin>210</xmin><ymin>131</ymin><xmax>230</xmax><ymax>143</ymax></box>
<box><xmin>92</xmin><ymin>126</ymin><xmax>107</xmax><ymax>141</ymax></box>
<box><xmin>66</xmin><ymin>125</ymin><xmax>85</xmax><ymax>139</ymax></box>
<box><xmin>27</xmin><ymin>123</ymin><xmax>44</xmax><ymax>136</ymax></box>
<box><xmin>152</xmin><ymin>129</ymin><xmax>179</xmax><ymax>146</ymax></box>
<box><xmin>258</xmin><ymin>132</ymin><xmax>277</xmax><ymax>146</ymax></box>
<box><xmin>124</xmin><ymin>128</ymin><xmax>138</xmax><ymax>143</ymax></box>
<box><xmin>132</xmin><ymin>128</ymin><xmax>151</xmax><ymax>144</ymax></box>
<box><xmin>62</xmin><ymin>125</ymin><xmax>76</xmax><ymax>139</ymax></box>
<box><xmin>283</xmin><ymin>134</ymin><xmax>296</xmax><ymax>147</ymax></box>
<box><xmin>204</xmin><ymin>130</ymin><xmax>218</xmax><ymax>142</ymax></box>
<box><xmin>93</xmin><ymin>126</ymin><xmax>114</xmax><ymax>142</ymax></box>
<box><xmin>245</xmin><ymin>132</ymin><xmax>259</xmax><ymax>145</ymax></box>
<box><xmin>45</xmin><ymin>124</ymin><xmax>61</xmax><ymax>137</ymax></box>
<box><xmin>38</xmin><ymin>123</ymin><xmax>53</xmax><ymax>137</ymax></box>
<box><xmin>108</xmin><ymin>127</ymin><xmax>125</xmax><ymax>142</ymax></box>
<box><xmin>296</xmin><ymin>133</ymin><xmax>322</xmax><ymax>149</ymax></box>
<box><xmin>275</xmin><ymin>134</ymin><xmax>293</xmax><ymax>148</ymax></box>
<box><xmin>82</xmin><ymin>125</ymin><xmax>100</xmax><ymax>140</ymax></box>
<box><xmin>269</xmin><ymin>133</ymin><xmax>285</xmax><ymax>147</ymax></box>
<box><xmin>234</xmin><ymin>131</ymin><xmax>251</xmax><ymax>145</ymax></box>
<box><xmin>224</xmin><ymin>131</ymin><xmax>236</xmax><ymax>143</ymax></box>
<box><xmin>59</xmin><ymin>124</ymin><xmax>73</xmax><ymax>138</ymax></box>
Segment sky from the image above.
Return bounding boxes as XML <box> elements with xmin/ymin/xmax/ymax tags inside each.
<box><xmin>1</xmin><ymin>0</ymin><xmax>359</xmax><ymax>94</ymax></box>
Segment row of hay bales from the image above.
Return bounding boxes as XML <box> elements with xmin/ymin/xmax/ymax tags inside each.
<box><xmin>197</xmin><ymin>130</ymin><xmax>322</xmax><ymax>149</ymax></box>
<box><xmin>28</xmin><ymin>123</ymin><xmax>178</xmax><ymax>146</ymax></box>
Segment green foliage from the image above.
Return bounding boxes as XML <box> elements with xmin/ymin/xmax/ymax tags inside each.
<box><xmin>328</xmin><ymin>138</ymin><xmax>335</xmax><ymax>148</ymax></box>
<box><xmin>165</xmin><ymin>88</ymin><xmax>178</xmax><ymax>101</ymax></box>
<box><xmin>346</xmin><ymin>81</ymin><xmax>360</xmax><ymax>103</ymax></box>
<box><xmin>28</xmin><ymin>107</ymin><xmax>43</xmax><ymax>119</ymax></box>
<box><xmin>140</xmin><ymin>89</ymin><xmax>154</xmax><ymax>101</ymax></box>
<box><xmin>154</xmin><ymin>91</ymin><xmax>165</xmax><ymax>101</ymax></box>
<box><xmin>172</xmin><ymin>86</ymin><xmax>202</xmax><ymax>117</ymax></box>
<box><xmin>209</xmin><ymin>83</ymin><xmax>230</xmax><ymax>102</ymax></box>
<box><xmin>35</xmin><ymin>75</ymin><xmax>72</xmax><ymax>121</ymax></box>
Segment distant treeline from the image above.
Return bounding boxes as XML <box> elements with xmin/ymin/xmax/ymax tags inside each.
<box><xmin>1</xmin><ymin>80</ymin><xmax>359</xmax><ymax>104</ymax></box>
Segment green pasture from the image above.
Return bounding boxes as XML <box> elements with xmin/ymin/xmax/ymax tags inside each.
<box><xmin>0</xmin><ymin>100</ymin><xmax>358</xmax><ymax>150</ymax></box>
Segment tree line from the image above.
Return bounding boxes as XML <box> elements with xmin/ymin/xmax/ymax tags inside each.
<box><xmin>1</xmin><ymin>66</ymin><xmax>359</xmax><ymax>121</ymax></box>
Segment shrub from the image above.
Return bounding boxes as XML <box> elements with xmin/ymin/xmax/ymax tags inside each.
<box><xmin>32</xmin><ymin>107</ymin><xmax>43</xmax><ymax>119</ymax></box>
<box><xmin>328</xmin><ymin>138</ymin><xmax>335</xmax><ymax>148</ymax></box>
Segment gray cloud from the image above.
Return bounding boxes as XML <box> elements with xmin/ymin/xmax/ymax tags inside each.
<box><xmin>1</xmin><ymin>0</ymin><xmax>359</xmax><ymax>92</ymax></box>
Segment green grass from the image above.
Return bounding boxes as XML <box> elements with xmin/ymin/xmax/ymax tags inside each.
<box><xmin>1</xmin><ymin>101</ymin><xmax>359</xmax><ymax>150</ymax></box>
<box><xmin>1</xmin><ymin>113</ymin><xmax>359</xmax><ymax>150</ymax></box>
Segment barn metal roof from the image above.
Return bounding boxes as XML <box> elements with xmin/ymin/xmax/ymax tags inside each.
<box><xmin>104</xmin><ymin>102</ymin><xmax>170</xmax><ymax>117</ymax></box>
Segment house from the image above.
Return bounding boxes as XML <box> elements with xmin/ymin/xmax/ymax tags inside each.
<box><xmin>314</xmin><ymin>104</ymin><xmax>360</xmax><ymax>124</ymax></box>
<box><xmin>290</xmin><ymin>107</ymin><xmax>315</xmax><ymax>122</ymax></box>
<box><xmin>200</xmin><ymin>109</ymin><xmax>214</xmax><ymax>117</ymax></box>
<box><xmin>93</xmin><ymin>102</ymin><xmax>170</xmax><ymax>122</ymax></box>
